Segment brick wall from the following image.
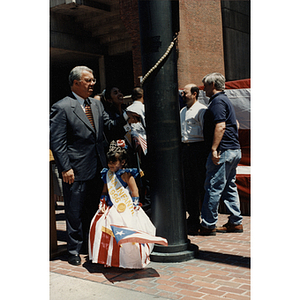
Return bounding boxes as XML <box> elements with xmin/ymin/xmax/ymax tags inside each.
<box><xmin>177</xmin><ymin>0</ymin><xmax>225</xmax><ymax>88</ymax></box>
<box><xmin>120</xmin><ymin>0</ymin><xmax>225</xmax><ymax>89</ymax></box>
<box><xmin>119</xmin><ymin>0</ymin><xmax>142</xmax><ymax>87</ymax></box>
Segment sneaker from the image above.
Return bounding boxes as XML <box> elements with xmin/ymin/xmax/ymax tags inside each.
<box><xmin>198</xmin><ymin>224</ymin><xmax>216</xmax><ymax>236</ymax></box>
<box><xmin>216</xmin><ymin>222</ymin><xmax>243</xmax><ymax>233</ymax></box>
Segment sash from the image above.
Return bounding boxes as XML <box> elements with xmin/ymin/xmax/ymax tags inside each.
<box><xmin>106</xmin><ymin>170</ymin><xmax>135</xmax><ymax>227</ymax></box>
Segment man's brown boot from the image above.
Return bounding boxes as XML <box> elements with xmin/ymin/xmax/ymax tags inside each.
<box><xmin>198</xmin><ymin>224</ymin><xmax>216</xmax><ymax>236</ymax></box>
<box><xmin>216</xmin><ymin>222</ymin><xmax>243</xmax><ymax>233</ymax></box>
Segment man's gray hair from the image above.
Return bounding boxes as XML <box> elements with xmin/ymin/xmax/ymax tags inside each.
<box><xmin>69</xmin><ymin>66</ymin><xmax>94</xmax><ymax>87</ymax></box>
<box><xmin>202</xmin><ymin>73</ymin><xmax>226</xmax><ymax>91</ymax></box>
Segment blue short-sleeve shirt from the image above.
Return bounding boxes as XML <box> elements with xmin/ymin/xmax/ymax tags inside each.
<box><xmin>204</xmin><ymin>91</ymin><xmax>240</xmax><ymax>151</ymax></box>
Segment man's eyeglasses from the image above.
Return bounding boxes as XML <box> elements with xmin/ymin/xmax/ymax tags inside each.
<box><xmin>81</xmin><ymin>78</ymin><xmax>97</xmax><ymax>84</ymax></box>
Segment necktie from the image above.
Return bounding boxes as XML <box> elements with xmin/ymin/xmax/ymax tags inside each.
<box><xmin>84</xmin><ymin>100</ymin><xmax>95</xmax><ymax>129</ymax></box>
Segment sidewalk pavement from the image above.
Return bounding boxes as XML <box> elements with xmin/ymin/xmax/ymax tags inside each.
<box><xmin>50</xmin><ymin>203</ymin><xmax>250</xmax><ymax>300</ymax></box>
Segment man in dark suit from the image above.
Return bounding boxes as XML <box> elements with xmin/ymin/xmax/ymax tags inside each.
<box><xmin>50</xmin><ymin>66</ymin><xmax>137</xmax><ymax>265</ymax></box>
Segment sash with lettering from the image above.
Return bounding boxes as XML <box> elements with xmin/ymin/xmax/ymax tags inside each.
<box><xmin>106</xmin><ymin>169</ymin><xmax>136</xmax><ymax>227</ymax></box>
<box><xmin>89</xmin><ymin>169</ymin><xmax>164</xmax><ymax>268</ymax></box>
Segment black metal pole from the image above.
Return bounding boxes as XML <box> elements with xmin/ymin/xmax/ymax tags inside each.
<box><xmin>138</xmin><ymin>0</ymin><xmax>197</xmax><ymax>262</ymax></box>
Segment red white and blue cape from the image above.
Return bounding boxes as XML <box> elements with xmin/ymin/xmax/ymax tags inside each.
<box><xmin>88</xmin><ymin>168</ymin><xmax>167</xmax><ymax>269</ymax></box>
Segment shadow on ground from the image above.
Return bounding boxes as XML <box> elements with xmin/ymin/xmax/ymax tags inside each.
<box><xmin>82</xmin><ymin>257</ymin><xmax>160</xmax><ymax>283</ymax></box>
<box><xmin>196</xmin><ymin>249</ymin><xmax>250</xmax><ymax>268</ymax></box>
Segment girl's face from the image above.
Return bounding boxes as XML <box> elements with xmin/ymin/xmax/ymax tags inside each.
<box><xmin>107</xmin><ymin>159</ymin><xmax>125</xmax><ymax>173</ymax></box>
<box><xmin>109</xmin><ymin>87</ymin><xmax>124</xmax><ymax>107</ymax></box>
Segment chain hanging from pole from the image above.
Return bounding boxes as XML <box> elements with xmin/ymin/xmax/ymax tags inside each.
<box><xmin>140</xmin><ymin>34</ymin><xmax>178</xmax><ymax>87</ymax></box>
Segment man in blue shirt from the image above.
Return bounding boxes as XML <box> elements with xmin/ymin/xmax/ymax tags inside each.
<box><xmin>199</xmin><ymin>73</ymin><xmax>243</xmax><ymax>235</ymax></box>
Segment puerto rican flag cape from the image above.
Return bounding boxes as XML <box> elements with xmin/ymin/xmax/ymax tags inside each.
<box><xmin>89</xmin><ymin>196</ymin><xmax>168</xmax><ymax>269</ymax></box>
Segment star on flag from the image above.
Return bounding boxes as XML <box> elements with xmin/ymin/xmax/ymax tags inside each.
<box><xmin>133</xmin><ymin>198</ymin><xmax>139</xmax><ymax>207</ymax></box>
<box><xmin>115</xmin><ymin>230</ymin><xmax>125</xmax><ymax>236</ymax></box>
<box><xmin>110</xmin><ymin>225</ymin><xmax>168</xmax><ymax>247</ymax></box>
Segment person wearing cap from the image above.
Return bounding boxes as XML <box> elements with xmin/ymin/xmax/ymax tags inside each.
<box><xmin>126</xmin><ymin>87</ymin><xmax>146</xmax><ymax>128</ymax></box>
<box><xmin>126</xmin><ymin>87</ymin><xmax>151</xmax><ymax>216</ymax></box>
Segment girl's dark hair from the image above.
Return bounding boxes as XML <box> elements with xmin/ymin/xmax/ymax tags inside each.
<box><xmin>107</xmin><ymin>140</ymin><xmax>128</xmax><ymax>167</ymax></box>
<box><xmin>104</xmin><ymin>85</ymin><xmax>116</xmax><ymax>100</ymax></box>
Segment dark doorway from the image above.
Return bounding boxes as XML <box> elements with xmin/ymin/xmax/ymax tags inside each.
<box><xmin>50</xmin><ymin>51</ymin><xmax>134</xmax><ymax>108</ymax></box>
<box><xmin>104</xmin><ymin>52</ymin><xmax>134</xmax><ymax>96</ymax></box>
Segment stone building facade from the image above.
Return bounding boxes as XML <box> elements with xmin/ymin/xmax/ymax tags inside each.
<box><xmin>50</xmin><ymin>0</ymin><xmax>250</xmax><ymax>106</ymax></box>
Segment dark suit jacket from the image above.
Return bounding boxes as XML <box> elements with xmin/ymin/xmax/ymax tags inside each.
<box><xmin>50</xmin><ymin>94</ymin><xmax>127</xmax><ymax>181</ymax></box>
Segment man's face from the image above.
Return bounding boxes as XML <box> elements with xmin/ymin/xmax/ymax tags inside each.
<box><xmin>181</xmin><ymin>84</ymin><xmax>196</xmax><ymax>107</ymax></box>
<box><xmin>74</xmin><ymin>71</ymin><xmax>96</xmax><ymax>99</ymax></box>
<box><xmin>203</xmin><ymin>82</ymin><xmax>214</xmax><ymax>98</ymax></box>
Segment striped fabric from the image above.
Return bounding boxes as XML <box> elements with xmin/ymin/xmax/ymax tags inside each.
<box><xmin>89</xmin><ymin>206</ymin><xmax>156</xmax><ymax>268</ymax></box>
<box><xmin>131</xmin><ymin>122</ymin><xmax>147</xmax><ymax>155</ymax></box>
<box><xmin>84</xmin><ymin>100</ymin><xmax>95</xmax><ymax>129</ymax></box>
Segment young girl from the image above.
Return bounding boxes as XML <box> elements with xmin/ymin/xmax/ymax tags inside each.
<box><xmin>89</xmin><ymin>140</ymin><xmax>167</xmax><ymax>269</ymax></box>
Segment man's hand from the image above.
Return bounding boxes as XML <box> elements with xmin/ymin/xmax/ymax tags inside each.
<box><xmin>62</xmin><ymin>169</ymin><xmax>75</xmax><ymax>184</ymax></box>
<box><xmin>211</xmin><ymin>150</ymin><xmax>221</xmax><ymax>165</ymax></box>
<box><xmin>211</xmin><ymin>122</ymin><xmax>225</xmax><ymax>165</ymax></box>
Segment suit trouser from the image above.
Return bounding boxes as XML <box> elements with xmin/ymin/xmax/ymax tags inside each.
<box><xmin>182</xmin><ymin>142</ymin><xmax>208</xmax><ymax>230</ymax></box>
<box><xmin>62</xmin><ymin>172</ymin><xmax>103</xmax><ymax>255</ymax></box>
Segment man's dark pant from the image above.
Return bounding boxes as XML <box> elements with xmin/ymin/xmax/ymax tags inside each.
<box><xmin>62</xmin><ymin>172</ymin><xmax>103</xmax><ymax>255</ymax></box>
<box><xmin>182</xmin><ymin>142</ymin><xmax>208</xmax><ymax>231</ymax></box>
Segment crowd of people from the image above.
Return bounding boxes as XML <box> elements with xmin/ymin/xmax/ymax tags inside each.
<box><xmin>50</xmin><ymin>65</ymin><xmax>243</xmax><ymax>268</ymax></box>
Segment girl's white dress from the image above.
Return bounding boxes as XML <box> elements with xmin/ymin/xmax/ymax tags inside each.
<box><xmin>89</xmin><ymin>168</ymin><xmax>165</xmax><ymax>269</ymax></box>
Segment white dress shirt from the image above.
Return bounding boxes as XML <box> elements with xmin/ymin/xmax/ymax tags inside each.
<box><xmin>180</xmin><ymin>101</ymin><xmax>207</xmax><ymax>143</ymax></box>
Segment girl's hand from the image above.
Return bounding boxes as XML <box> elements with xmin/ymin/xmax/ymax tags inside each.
<box><xmin>126</xmin><ymin>111</ymin><xmax>140</xmax><ymax>124</ymax></box>
<box><xmin>99</xmin><ymin>194</ymin><xmax>108</xmax><ymax>213</ymax></box>
<box><xmin>132</xmin><ymin>197</ymin><xmax>141</xmax><ymax>211</ymax></box>
<box><xmin>99</xmin><ymin>206</ymin><xmax>106</xmax><ymax>214</ymax></box>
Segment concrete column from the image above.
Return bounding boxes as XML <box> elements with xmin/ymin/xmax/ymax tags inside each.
<box><xmin>138</xmin><ymin>0</ymin><xmax>197</xmax><ymax>262</ymax></box>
